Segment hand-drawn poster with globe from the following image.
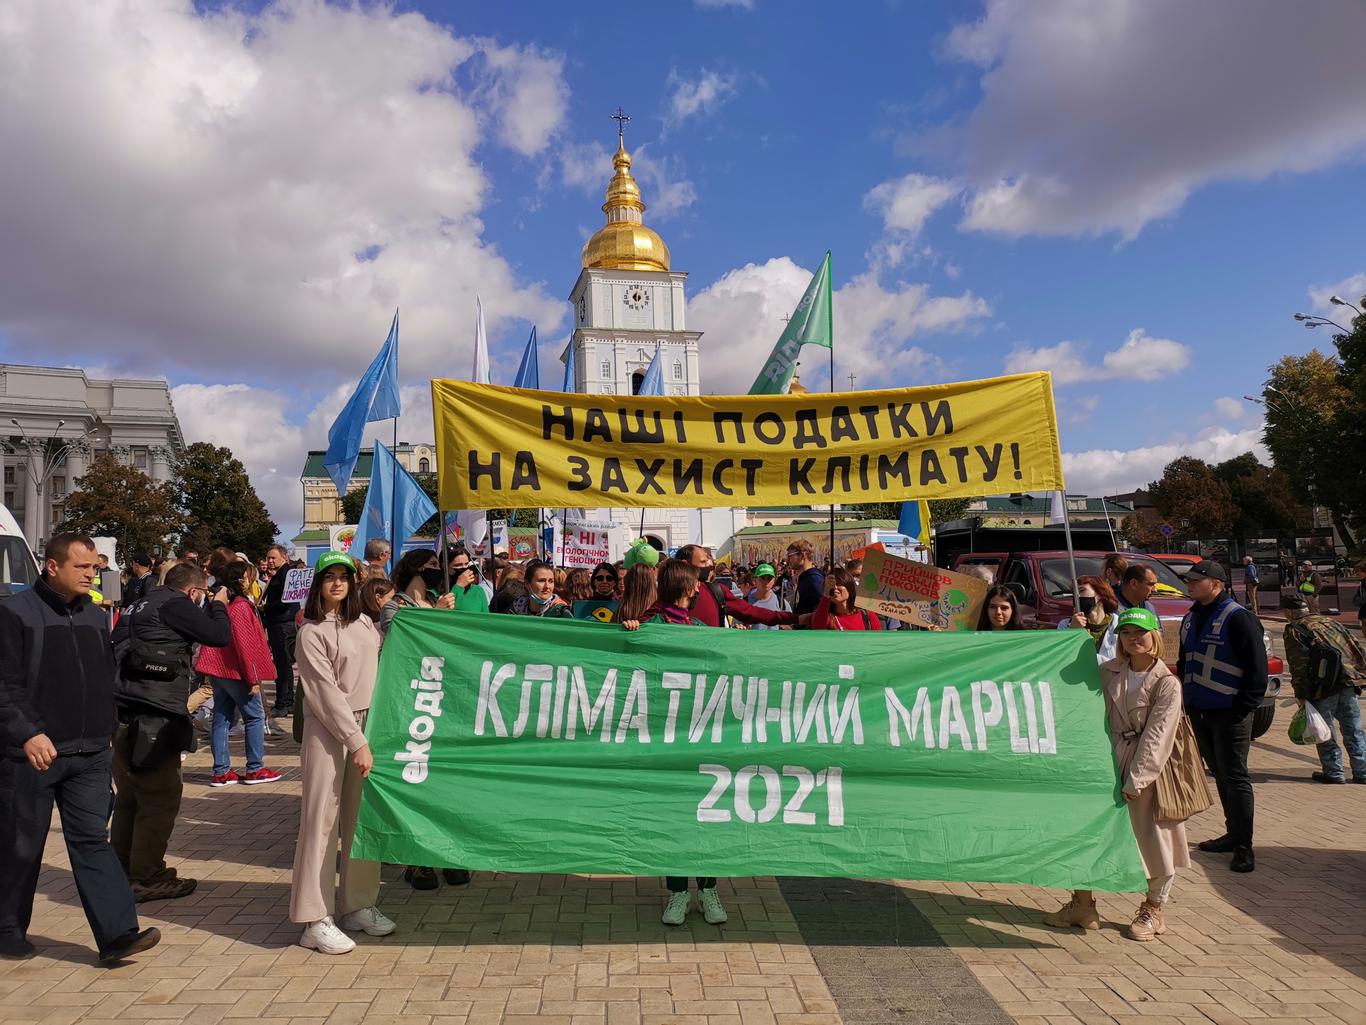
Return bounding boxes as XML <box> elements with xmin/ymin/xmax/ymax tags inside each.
<box><xmin>855</xmin><ymin>550</ymin><xmax>989</xmax><ymax>630</ymax></box>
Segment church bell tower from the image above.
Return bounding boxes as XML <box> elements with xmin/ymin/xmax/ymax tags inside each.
<box><xmin>563</xmin><ymin>111</ymin><xmax>701</xmax><ymax>396</ymax></box>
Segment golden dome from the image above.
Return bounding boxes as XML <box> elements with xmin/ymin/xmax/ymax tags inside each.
<box><xmin>788</xmin><ymin>375</ymin><xmax>810</xmax><ymax>395</ymax></box>
<box><xmin>581</xmin><ymin>137</ymin><xmax>670</xmax><ymax>273</ymax></box>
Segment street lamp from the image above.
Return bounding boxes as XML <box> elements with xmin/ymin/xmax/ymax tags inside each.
<box><xmin>1292</xmin><ymin>312</ymin><xmax>1351</xmax><ymax>333</ymax></box>
<box><xmin>7</xmin><ymin>418</ymin><xmax>98</xmax><ymax>547</ymax></box>
<box><xmin>1329</xmin><ymin>294</ymin><xmax>1363</xmax><ymax>316</ymax></box>
<box><xmin>1243</xmin><ymin>393</ymin><xmax>1322</xmax><ymax>529</ymax></box>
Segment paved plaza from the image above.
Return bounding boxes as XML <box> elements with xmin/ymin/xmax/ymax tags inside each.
<box><xmin>4</xmin><ymin>629</ymin><xmax>1364</xmax><ymax>1025</ymax></box>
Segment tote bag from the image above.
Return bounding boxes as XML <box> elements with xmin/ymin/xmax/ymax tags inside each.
<box><xmin>1154</xmin><ymin>714</ymin><xmax>1213</xmax><ymax>822</ymax></box>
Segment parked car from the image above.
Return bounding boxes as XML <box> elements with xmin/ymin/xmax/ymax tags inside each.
<box><xmin>1148</xmin><ymin>553</ymin><xmax>1201</xmax><ymax>579</ymax></box>
<box><xmin>952</xmin><ymin>549</ymin><xmax>1284</xmax><ymax>738</ymax></box>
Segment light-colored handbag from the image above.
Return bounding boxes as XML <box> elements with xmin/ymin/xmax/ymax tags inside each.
<box><xmin>1154</xmin><ymin>715</ymin><xmax>1213</xmax><ymax>821</ymax></box>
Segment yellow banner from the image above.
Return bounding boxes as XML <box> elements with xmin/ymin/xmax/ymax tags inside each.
<box><xmin>431</xmin><ymin>373</ymin><xmax>1064</xmax><ymax>510</ymax></box>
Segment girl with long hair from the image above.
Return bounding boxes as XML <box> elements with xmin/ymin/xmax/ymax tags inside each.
<box><xmin>380</xmin><ymin>549</ymin><xmax>455</xmax><ymax>635</ymax></box>
<box><xmin>977</xmin><ymin>585</ymin><xmax>1023</xmax><ymax>631</ymax></box>
<box><xmin>612</xmin><ymin>564</ymin><xmax>657</xmax><ymax>625</ymax></box>
<box><xmin>810</xmin><ymin>566</ymin><xmax>882</xmax><ymax>631</ymax></box>
<box><xmin>289</xmin><ymin>552</ymin><xmax>393</xmax><ymax>954</ymax></box>
<box><xmin>563</xmin><ymin>567</ymin><xmax>593</xmax><ymax>603</ymax></box>
<box><xmin>1046</xmin><ymin>607</ymin><xmax>1189</xmax><ymax>941</ymax></box>
<box><xmin>1058</xmin><ymin>575</ymin><xmax>1119</xmax><ymax>661</ymax></box>
<box><xmin>193</xmin><ymin>560</ymin><xmax>282</xmax><ymax>787</ymax></box>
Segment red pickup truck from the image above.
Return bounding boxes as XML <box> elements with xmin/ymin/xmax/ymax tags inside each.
<box><xmin>953</xmin><ymin>550</ymin><xmax>1285</xmax><ymax>738</ymax></box>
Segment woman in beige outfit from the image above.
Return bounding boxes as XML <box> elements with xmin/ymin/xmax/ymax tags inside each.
<box><xmin>1046</xmin><ymin>606</ymin><xmax>1190</xmax><ymax>941</ymax></box>
<box><xmin>289</xmin><ymin>552</ymin><xmax>393</xmax><ymax>955</ymax></box>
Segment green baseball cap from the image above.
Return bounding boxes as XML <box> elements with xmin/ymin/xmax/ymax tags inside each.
<box><xmin>1116</xmin><ymin>607</ymin><xmax>1160</xmax><ymax>632</ymax></box>
<box><xmin>754</xmin><ymin>563</ymin><xmax>776</xmax><ymax>578</ymax></box>
<box><xmin>315</xmin><ymin>550</ymin><xmax>356</xmax><ymax>574</ymax></box>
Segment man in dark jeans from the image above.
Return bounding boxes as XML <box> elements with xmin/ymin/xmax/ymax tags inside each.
<box><xmin>261</xmin><ymin>544</ymin><xmax>300</xmax><ymax>717</ymax></box>
<box><xmin>1178</xmin><ymin>560</ymin><xmax>1267</xmax><ymax>874</ymax></box>
<box><xmin>0</xmin><ymin>532</ymin><xmax>160</xmax><ymax>962</ymax></box>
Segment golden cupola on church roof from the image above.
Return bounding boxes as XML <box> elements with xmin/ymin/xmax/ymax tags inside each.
<box><xmin>580</xmin><ymin>134</ymin><xmax>671</xmax><ymax>273</ymax></box>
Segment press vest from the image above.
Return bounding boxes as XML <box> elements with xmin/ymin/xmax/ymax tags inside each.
<box><xmin>114</xmin><ymin>587</ymin><xmax>197</xmax><ymax>718</ymax></box>
<box><xmin>1180</xmin><ymin>595</ymin><xmax>1245</xmax><ymax>709</ymax></box>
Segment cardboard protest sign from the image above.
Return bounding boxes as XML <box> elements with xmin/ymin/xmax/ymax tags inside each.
<box><xmin>282</xmin><ymin>568</ymin><xmax>314</xmax><ymax>604</ymax></box>
<box><xmin>353</xmin><ymin>611</ymin><xmax>1145</xmax><ymax>892</ymax></box>
<box><xmin>558</xmin><ymin>519</ymin><xmax>614</xmax><ymax>569</ymax></box>
<box><xmin>856</xmin><ymin>550</ymin><xmax>989</xmax><ymax>630</ymax></box>
<box><xmin>329</xmin><ymin>524</ymin><xmax>357</xmax><ymax>554</ymax></box>
<box><xmin>507</xmin><ymin>527</ymin><xmax>539</xmax><ymax>561</ymax></box>
<box><xmin>431</xmin><ymin>373</ymin><xmax>1065</xmax><ymax>509</ymax></box>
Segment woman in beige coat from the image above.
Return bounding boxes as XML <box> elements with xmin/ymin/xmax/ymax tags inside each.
<box><xmin>289</xmin><ymin>552</ymin><xmax>392</xmax><ymax>954</ymax></box>
<box><xmin>1046</xmin><ymin>606</ymin><xmax>1190</xmax><ymax>941</ymax></box>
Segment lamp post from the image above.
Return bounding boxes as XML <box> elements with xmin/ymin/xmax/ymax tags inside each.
<box><xmin>1329</xmin><ymin>294</ymin><xmax>1363</xmax><ymax>317</ymax></box>
<box><xmin>1292</xmin><ymin>312</ymin><xmax>1351</xmax><ymax>333</ymax></box>
<box><xmin>7</xmin><ymin>418</ymin><xmax>97</xmax><ymax>550</ymax></box>
<box><xmin>1244</xmin><ymin>393</ymin><xmax>1322</xmax><ymax>530</ymax></box>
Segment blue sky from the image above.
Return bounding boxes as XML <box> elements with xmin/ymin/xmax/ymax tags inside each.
<box><xmin>2</xmin><ymin>0</ymin><xmax>1365</xmax><ymax>536</ymax></box>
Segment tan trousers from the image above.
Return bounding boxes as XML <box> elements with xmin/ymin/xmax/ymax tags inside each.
<box><xmin>288</xmin><ymin>715</ymin><xmax>379</xmax><ymax>924</ymax></box>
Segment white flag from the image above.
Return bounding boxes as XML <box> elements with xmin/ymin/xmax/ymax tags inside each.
<box><xmin>472</xmin><ymin>295</ymin><xmax>491</xmax><ymax>385</ymax></box>
<box><xmin>1046</xmin><ymin>491</ymin><xmax>1067</xmax><ymax>526</ymax></box>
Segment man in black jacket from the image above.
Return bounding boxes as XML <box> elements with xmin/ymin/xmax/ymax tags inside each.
<box><xmin>111</xmin><ymin>562</ymin><xmax>231</xmax><ymax>901</ymax></box>
<box><xmin>120</xmin><ymin>552</ymin><xmax>155</xmax><ymax>609</ymax></box>
<box><xmin>261</xmin><ymin>544</ymin><xmax>300</xmax><ymax>716</ymax></box>
<box><xmin>0</xmin><ymin>532</ymin><xmax>160</xmax><ymax>962</ymax></box>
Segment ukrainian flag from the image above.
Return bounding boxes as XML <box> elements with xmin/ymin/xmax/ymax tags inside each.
<box><xmin>897</xmin><ymin>500</ymin><xmax>932</xmax><ymax>547</ymax></box>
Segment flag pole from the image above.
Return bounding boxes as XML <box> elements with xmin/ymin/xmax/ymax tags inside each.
<box><xmin>440</xmin><ymin>509</ymin><xmax>450</xmax><ymax>592</ymax></box>
<box><xmin>1101</xmin><ymin>494</ymin><xmax>1117</xmax><ymax>550</ymax></box>
<box><xmin>390</xmin><ymin>419</ymin><xmax>399</xmax><ymax>566</ymax></box>
<box><xmin>1059</xmin><ymin>490</ymin><xmax>1081</xmax><ymax>615</ymax></box>
<box><xmin>827</xmin><ymin>253</ymin><xmax>836</xmax><ymax>569</ymax></box>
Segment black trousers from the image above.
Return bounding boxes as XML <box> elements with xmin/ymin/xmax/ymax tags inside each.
<box><xmin>266</xmin><ymin>621</ymin><xmax>297</xmax><ymax>710</ymax></box>
<box><xmin>110</xmin><ymin>724</ymin><xmax>185</xmax><ymax>885</ymax></box>
<box><xmin>666</xmin><ymin>877</ymin><xmax>718</xmax><ymax>892</ymax></box>
<box><xmin>1189</xmin><ymin>706</ymin><xmax>1255</xmax><ymax>847</ymax></box>
<box><xmin>0</xmin><ymin>748</ymin><xmax>139</xmax><ymax>952</ymax></box>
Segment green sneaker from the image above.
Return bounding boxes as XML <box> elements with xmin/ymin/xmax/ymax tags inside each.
<box><xmin>661</xmin><ymin>890</ymin><xmax>690</xmax><ymax>926</ymax></box>
<box><xmin>698</xmin><ymin>887</ymin><xmax>728</xmax><ymax>925</ymax></box>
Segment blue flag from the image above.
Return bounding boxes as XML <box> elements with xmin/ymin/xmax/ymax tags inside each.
<box><xmin>637</xmin><ymin>344</ymin><xmax>665</xmax><ymax>396</ymax></box>
<box><xmin>323</xmin><ymin>311</ymin><xmax>402</xmax><ymax>493</ymax></box>
<box><xmin>898</xmin><ymin>500</ymin><xmax>932</xmax><ymax>547</ymax></box>
<box><xmin>513</xmin><ymin>326</ymin><xmax>540</xmax><ymax>390</ymax></box>
<box><xmin>352</xmin><ymin>443</ymin><xmax>436</xmax><ymax>560</ymax></box>
<box><xmin>562</xmin><ymin>338</ymin><xmax>576</xmax><ymax>392</ymax></box>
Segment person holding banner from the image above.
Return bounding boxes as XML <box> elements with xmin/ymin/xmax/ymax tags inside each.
<box><xmin>810</xmin><ymin>568</ymin><xmax>882</xmax><ymax>631</ymax></box>
<box><xmin>591</xmin><ymin>563</ymin><xmax>620</xmax><ymax>599</ymax></box>
<box><xmin>977</xmin><ymin>585</ymin><xmax>1023</xmax><ymax>631</ymax></box>
<box><xmin>618</xmin><ymin>560</ymin><xmax>728</xmax><ymax>926</ymax></box>
<box><xmin>612</xmin><ymin>564</ymin><xmax>658</xmax><ymax>627</ymax></box>
<box><xmin>1057</xmin><ymin>577</ymin><xmax>1118</xmax><ymax>662</ymax></box>
<box><xmin>1046</xmin><ymin>607</ymin><xmax>1189</xmax><ymax>941</ymax></box>
<box><xmin>511</xmin><ymin>561</ymin><xmax>574</xmax><ymax>618</ymax></box>
<box><xmin>290</xmin><ymin>552</ymin><xmax>393</xmax><ymax>954</ymax></box>
<box><xmin>381</xmin><ymin>551</ymin><xmax>456</xmax><ymax>638</ymax></box>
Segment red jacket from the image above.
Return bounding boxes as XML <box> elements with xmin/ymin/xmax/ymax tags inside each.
<box><xmin>194</xmin><ymin>596</ymin><xmax>277</xmax><ymax>685</ymax></box>
<box><xmin>691</xmin><ymin>580</ymin><xmax>799</xmax><ymax>628</ymax></box>
<box><xmin>811</xmin><ymin>596</ymin><xmax>883</xmax><ymax>631</ymax></box>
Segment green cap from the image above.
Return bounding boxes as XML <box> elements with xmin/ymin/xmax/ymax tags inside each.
<box><xmin>754</xmin><ymin>563</ymin><xmax>776</xmax><ymax>578</ymax></box>
<box><xmin>315</xmin><ymin>550</ymin><xmax>356</xmax><ymax>575</ymax></box>
<box><xmin>623</xmin><ymin>539</ymin><xmax>660</xmax><ymax>569</ymax></box>
<box><xmin>1116</xmin><ymin>607</ymin><xmax>1160</xmax><ymax>632</ymax></box>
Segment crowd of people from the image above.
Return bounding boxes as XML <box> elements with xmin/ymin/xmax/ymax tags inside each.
<box><xmin>2</xmin><ymin>531</ymin><xmax>1363</xmax><ymax>963</ymax></box>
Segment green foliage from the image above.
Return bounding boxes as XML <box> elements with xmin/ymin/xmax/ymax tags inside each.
<box><xmin>846</xmin><ymin>498</ymin><xmax>973</xmax><ymax>524</ymax></box>
<box><xmin>174</xmin><ymin>442</ymin><xmax>279</xmax><ymax>557</ymax></box>
<box><xmin>1211</xmin><ymin>452</ymin><xmax>1307</xmax><ymax>538</ymax></box>
<box><xmin>56</xmin><ymin>454</ymin><xmax>183</xmax><ymax>564</ymax></box>
<box><xmin>1145</xmin><ymin>456</ymin><xmax>1237</xmax><ymax>540</ymax></box>
<box><xmin>340</xmin><ymin>472</ymin><xmax>442</xmax><ymax>536</ymax></box>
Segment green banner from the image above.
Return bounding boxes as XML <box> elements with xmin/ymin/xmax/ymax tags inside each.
<box><xmin>353</xmin><ymin>611</ymin><xmax>1145</xmax><ymax>892</ymax></box>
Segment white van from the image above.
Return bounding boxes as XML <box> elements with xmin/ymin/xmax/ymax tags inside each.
<box><xmin>0</xmin><ymin>504</ymin><xmax>40</xmax><ymax>597</ymax></box>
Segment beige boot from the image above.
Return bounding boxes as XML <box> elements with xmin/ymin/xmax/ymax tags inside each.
<box><xmin>1125</xmin><ymin>900</ymin><xmax>1167</xmax><ymax>942</ymax></box>
<box><xmin>1043</xmin><ymin>895</ymin><xmax>1100</xmax><ymax>930</ymax></box>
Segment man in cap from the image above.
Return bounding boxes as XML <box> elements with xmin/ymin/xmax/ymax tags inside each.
<box><xmin>1177</xmin><ymin>560</ymin><xmax>1267</xmax><ymax>873</ymax></box>
<box><xmin>1281</xmin><ymin>592</ymin><xmax>1366</xmax><ymax>784</ymax></box>
<box><xmin>744</xmin><ymin>563</ymin><xmax>790</xmax><ymax>630</ymax></box>
<box><xmin>1298</xmin><ymin>560</ymin><xmax>1323</xmax><ymax>614</ymax></box>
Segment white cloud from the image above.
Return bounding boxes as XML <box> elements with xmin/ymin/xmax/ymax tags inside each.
<box><xmin>1213</xmin><ymin>396</ymin><xmax>1251</xmax><ymax>422</ymax></box>
<box><xmin>864</xmin><ymin>174</ymin><xmax>959</xmax><ymax>236</ymax></box>
<box><xmin>632</xmin><ymin>145</ymin><xmax>698</xmax><ymax>220</ymax></box>
<box><xmin>1064</xmin><ymin>425</ymin><xmax>1268</xmax><ymax>497</ymax></box>
<box><xmin>665</xmin><ymin>69</ymin><xmax>739</xmax><ymax>131</ymax></box>
<box><xmin>687</xmin><ymin>257</ymin><xmax>990</xmax><ymax>393</ymax></box>
<box><xmin>1004</xmin><ymin>329</ymin><xmax>1190</xmax><ymax>385</ymax></box>
<box><xmin>695</xmin><ymin>0</ymin><xmax>756</xmax><ymax>10</ymax></box>
<box><xmin>560</xmin><ymin>140</ymin><xmax>613</xmax><ymax>191</ymax></box>
<box><xmin>0</xmin><ymin>0</ymin><xmax>569</xmax><ymax>381</ymax></box>
<box><xmin>935</xmin><ymin>0</ymin><xmax>1366</xmax><ymax>238</ymax></box>
<box><xmin>1308</xmin><ymin>271</ymin><xmax>1366</xmax><ymax>326</ymax></box>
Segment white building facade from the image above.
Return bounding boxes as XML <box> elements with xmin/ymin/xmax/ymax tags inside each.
<box><xmin>0</xmin><ymin>364</ymin><xmax>185</xmax><ymax>550</ymax></box>
<box><xmin>563</xmin><ymin>131</ymin><xmax>742</xmax><ymax>552</ymax></box>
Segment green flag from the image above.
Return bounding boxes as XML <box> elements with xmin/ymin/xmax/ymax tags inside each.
<box><xmin>353</xmin><ymin>610</ymin><xmax>1145</xmax><ymax>892</ymax></box>
<box><xmin>748</xmin><ymin>251</ymin><xmax>833</xmax><ymax>395</ymax></box>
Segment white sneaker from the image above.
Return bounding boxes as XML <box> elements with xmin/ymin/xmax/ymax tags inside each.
<box><xmin>698</xmin><ymin>887</ymin><xmax>728</xmax><ymax>925</ymax></box>
<box><xmin>661</xmin><ymin>890</ymin><xmax>690</xmax><ymax>926</ymax></box>
<box><xmin>299</xmin><ymin>916</ymin><xmax>356</xmax><ymax>954</ymax></box>
<box><xmin>338</xmin><ymin>906</ymin><xmax>396</xmax><ymax>937</ymax></box>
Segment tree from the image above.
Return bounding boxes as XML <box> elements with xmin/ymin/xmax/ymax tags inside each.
<box><xmin>1262</xmin><ymin>343</ymin><xmax>1363</xmax><ymax>549</ymax></box>
<box><xmin>846</xmin><ymin>498</ymin><xmax>973</xmax><ymax>524</ymax></box>
<box><xmin>340</xmin><ymin>473</ymin><xmax>441</xmax><ymax>536</ymax></box>
<box><xmin>1144</xmin><ymin>456</ymin><xmax>1236</xmax><ymax>540</ymax></box>
<box><xmin>57</xmin><ymin>454</ymin><xmax>184</xmax><ymax>563</ymax></box>
<box><xmin>1211</xmin><ymin>452</ymin><xmax>1307</xmax><ymax>538</ymax></box>
<box><xmin>174</xmin><ymin>442</ymin><xmax>279</xmax><ymax>557</ymax></box>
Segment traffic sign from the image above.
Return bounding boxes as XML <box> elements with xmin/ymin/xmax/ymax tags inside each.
<box><xmin>1160</xmin><ymin>523</ymin><xmax>1174</xmax><ymax>537</ymax></box>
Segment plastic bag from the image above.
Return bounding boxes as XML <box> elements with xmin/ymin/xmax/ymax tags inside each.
<box><xmin>1289</xmin><ymin>704</ymin><xmax>1333</xmax><ymax>745</ymax></box>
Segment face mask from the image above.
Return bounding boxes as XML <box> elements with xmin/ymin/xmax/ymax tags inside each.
<box><xmin>696</xmin><ymin>566</ymin><xmax>712</xmax><ymax>582</ymax></box>
<box><xmin>529</xmin><ymin>591</ymin><xmax>551</xmax><ymax>607</ymax></box>
<box><xmin>420</xmin><ymin>567</ymin><xmax>445</xmax><ymax>591</ymax></box>
<box><xmin>1078</xmin><ymin>595</ymin><xmax>1097</xmax><ymax>614</ymax></box>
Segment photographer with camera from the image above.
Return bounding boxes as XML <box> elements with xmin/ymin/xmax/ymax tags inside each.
<box><xmin>111</xmin><ymin>562</ymin><xmax>232</xmax><ymax>901</ymax></box>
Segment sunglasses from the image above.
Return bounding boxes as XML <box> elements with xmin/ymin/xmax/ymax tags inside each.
<box><xmin>593</xmin><ymin>574</ymin><xmax>616</xmax><ymax>582</ymax></box>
